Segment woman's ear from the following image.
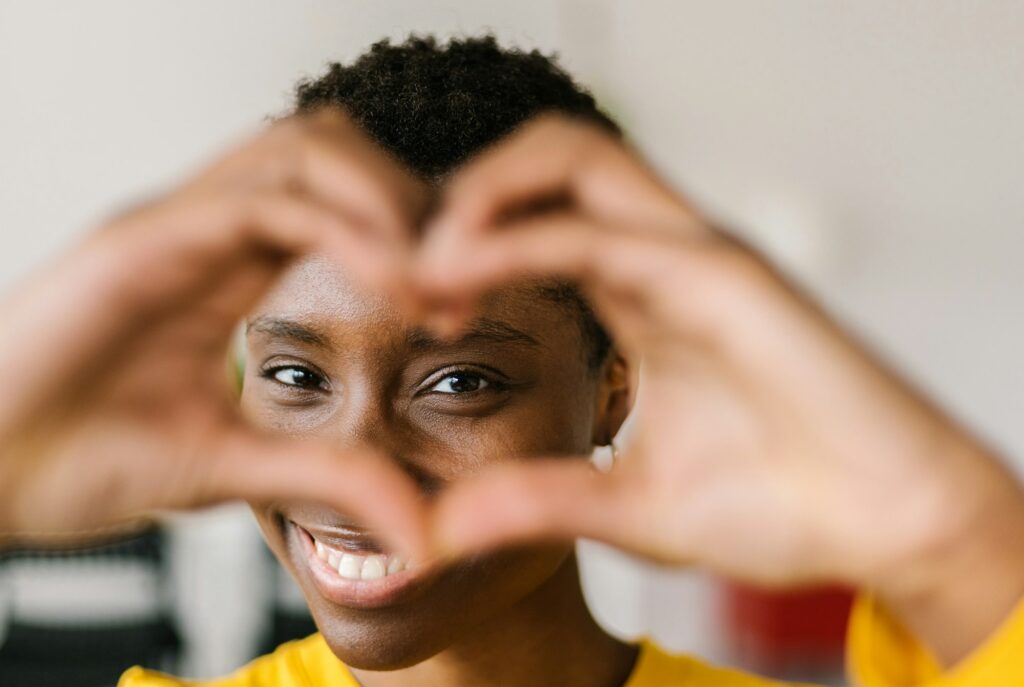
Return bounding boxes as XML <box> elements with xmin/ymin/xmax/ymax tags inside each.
<box><xmin>592</xmin><ymin>349</ymin><xmax>635</xmax><ymax>446</ymax></box>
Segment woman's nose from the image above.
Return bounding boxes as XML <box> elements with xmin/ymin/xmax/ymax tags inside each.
<box><xmin>328</xmin><ymin>388</ymin><xmax>441</xmax><ymax>493</ymax></box>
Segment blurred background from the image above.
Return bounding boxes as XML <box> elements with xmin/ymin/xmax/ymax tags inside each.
<box><xmin>1</xmin><ymin>1</ymin><xmax>1022</xmax><ymax>685</ymax></box>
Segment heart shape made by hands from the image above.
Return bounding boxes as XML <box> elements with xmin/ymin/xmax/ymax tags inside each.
<box><xmin>3</xmin><ymin>108</ymin><xmax>1001</xmax><ymax>626</ymax></box>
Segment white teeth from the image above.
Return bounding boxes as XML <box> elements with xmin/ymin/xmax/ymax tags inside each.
<box><xmin>311</xmin><ymin>535</ymin><xmax>410</xmax><ymax>581</ymax></box>
<box><xmin>361</xmin><ymin>555</ymin><xmax>386</xmax><ymax>580</ymax></box>
<box><xmin>337</xmin><ymin>553</ymin><xmax>364</xmax><ymax>580</ymax></box>
<box><xmin>386</xmin><ymin>554</ymin><xmax>406</xmax><ymax>575</ymax></box>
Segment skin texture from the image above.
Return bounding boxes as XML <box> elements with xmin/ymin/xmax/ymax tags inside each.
<box><xmin>242</xmin><ymin>257</ymin><xmax>637</xmax><ymax>683</ymax></box>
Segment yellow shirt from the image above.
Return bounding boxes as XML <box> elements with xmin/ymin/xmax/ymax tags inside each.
<box><xmin>119</xmin><ymin>594</ymin><xmax>1024</xmax><ymax>687</ymax></box>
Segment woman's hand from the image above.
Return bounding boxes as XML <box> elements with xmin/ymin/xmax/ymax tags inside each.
<box><xmin>418</xmin><ymin>114</ymin><xmax>1024</xmax><ymax>664</ymax></box>
<box><xmin>0</xmin><ymin>109</ymin><xmax>429</xmax><ymax>559</ymax></box>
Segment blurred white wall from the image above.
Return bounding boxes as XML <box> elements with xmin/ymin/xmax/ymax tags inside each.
<box><xmin>2</xmin><ymin>0</ymin><xmax>1022</xmax><ymax>679</ymax></box>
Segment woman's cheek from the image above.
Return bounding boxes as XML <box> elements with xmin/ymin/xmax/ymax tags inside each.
<box><xmin>240</xmin><ymin>387</ymin><xmax>338</xmax><ymax>435</ymax></box>
<box><xmin>423</xmin><ymin>405</ymin><xmax>585</xmax><ymax>477</ymax></box>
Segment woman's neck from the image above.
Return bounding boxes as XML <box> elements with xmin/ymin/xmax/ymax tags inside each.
<box><xmin>350</xmin><ymin>553</ymin><xmax>638</xmax><ymax>687</ymax></box>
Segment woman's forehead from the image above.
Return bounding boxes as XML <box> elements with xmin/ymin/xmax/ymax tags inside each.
<box><xmin>258</xmin><ymin>254</ymin><xmax>391</xmax><ymax>321</ymax></box>
<box><xmin>252</xmin><ymin>254</ymin><xmax>581</xmax><ymax>349</ymax></box>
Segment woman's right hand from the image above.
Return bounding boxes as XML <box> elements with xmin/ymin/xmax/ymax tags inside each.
<box><xmin>0</xmin><ymin>109</ymin><xmax>429</xmax><ymax>558</ymax></box>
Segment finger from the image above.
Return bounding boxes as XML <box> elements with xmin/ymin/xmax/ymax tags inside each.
<box><xmin>0</xmin><ymin>191</ymin><xmax>397</xmax><ymax>429</ymax></box>
<box><xmin>194</xmin><ymin>109</ymin><xmax>426</xmax><ymax>242</ymax></box>
<box><xmin>421</xmin><ymin>215</ymin><xmax>635</xmax><ymax>296</ymax></box>
<box><xmin>111</xmin><ymin>189</ymin><xmax>403</xmax><ymax>312</ymax></box>
<box><xmin>291</xmin><ymin>114</ymin><xmax>428</xmax><ymax>241</ymax></box>
<box><xmin>418</xmin><ymin>212</ymin><xmax>707</xmax><ymax>314</ymax></box>
<box><xmin>431</xmin><ymin>458</ymin><xmax>643</xmax><ymax>559</ymax></box>
<box><xmin>416</xmin><ymin>213</ymin><xmax>763</xmax><ymax>343</ymax></box>
<box><xmin>238</xmin><ymin>188</ymin><xmax>410</xmax><ymax>292</ymax></box>
<box><xmin>204</xmin><ymin>431</ymin><xmax>430</xmax><ymax>562</ymax></box>
<box><xmin>427</xmin><ymin>113</ymin><xmax>700</xmax><ymax>241</ymax></box>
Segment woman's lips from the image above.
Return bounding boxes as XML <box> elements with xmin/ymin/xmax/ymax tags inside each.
<box><xmin>291</xmin><ymin>521</ymin><xmax>436</xmax><ymax>609</ymax></box>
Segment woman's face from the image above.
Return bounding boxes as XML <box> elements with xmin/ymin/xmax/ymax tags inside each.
<box><xmin>241</xmin><ymin>256</ymin><xmax>619</xmax><ymax>669</ymax></box>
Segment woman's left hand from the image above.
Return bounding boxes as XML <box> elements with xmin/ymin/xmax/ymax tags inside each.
<box><xmin>415</xmin><ymin>114</ymin><xmax>1024</xmax><ymax>665</ymax></box>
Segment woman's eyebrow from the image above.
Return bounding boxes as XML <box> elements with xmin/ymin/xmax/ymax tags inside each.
<box><xmin>246</xmin><ymin>316</ymin><xmax>332</xmax><ymax>349</ymax></box>
<box><xmin>407</xmin><ymin>318</ymin><xmax>544</xmax><ymax>351</ymax></box>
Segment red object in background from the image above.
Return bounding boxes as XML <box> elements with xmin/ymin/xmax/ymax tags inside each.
<box><xmin>722</xmin><ymin>582</ymin><xmax>854</xmax><ymax>676</ymax></box>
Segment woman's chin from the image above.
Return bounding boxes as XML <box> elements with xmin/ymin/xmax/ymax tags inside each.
<box><xmin>319</xmin><ymin>628</ymin><xmax>451</xmax><ymax>671</ymax></box>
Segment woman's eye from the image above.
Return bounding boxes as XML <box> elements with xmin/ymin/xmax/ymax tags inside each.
<box><xmin>430</xmin><ymin>373</ymin><xmax>490</xmax><ymax>394</ymax></box>
<box><xmin>268</xmin><ymin>366</ymin><xmax>326</xmax><ymax>390</ymax></box>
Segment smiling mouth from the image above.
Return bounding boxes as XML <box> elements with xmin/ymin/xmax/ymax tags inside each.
<box><xmin>291</xmin><ymin>521</ymin><xmax>435</xmax><ymax>609</ymax></box>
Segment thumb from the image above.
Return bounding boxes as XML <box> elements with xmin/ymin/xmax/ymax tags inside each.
<box><xmin>431</xmin><ymin>457</ymin><xmax>641</xmax><ymax>558</ymax></box>
<box><xmin>202</xmin><ymin>431</ymin><xmax>430</xmax><ymax>562</ymax></box>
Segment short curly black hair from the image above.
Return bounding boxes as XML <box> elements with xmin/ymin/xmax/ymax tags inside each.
<box><xmin>293</xmin><ymin>34</ymin><xmax>616</xmax><ymax>369</ymax></box>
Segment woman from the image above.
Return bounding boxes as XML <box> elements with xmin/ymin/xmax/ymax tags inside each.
<box><xmin>1</xmin><ymin>36</ymin><xmax>1022</xmax><ymax>685</ymax></box>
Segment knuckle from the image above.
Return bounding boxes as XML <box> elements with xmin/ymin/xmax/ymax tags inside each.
<box><xmin>530</xmin><ymin>111</ymin><xmax>575</xmax><ymax>133</ymax></box>
<box><xmin>268</xmin><ymin>114</ymin><xmax>306</xmax><ymax>141</ymax></box>
<box><xmin>307</xmin><ymin>104</ymin><xmax>353</xmax><ymax>128</ymax></box>
<box><xmin>530</xmin><ymin>112</ymin><xmax>606</xmax><ymax>149</ymax></box>
<box><xmin>243</xmin><ymin>124</ymin><xmax>307</xmax><ymax>189</ymax></box>
<box><xmin>273</xmin><ymin>115</ymin><xmax>333</xmax><ymax>156</ymax></box>
<box><xmin>571</xmin><ymin>116</ymin><xmax>614</xmax><ymax>145</ymax></box>
<box><xmin>557</xmin><ymin>120</ymin><xmax>621</xmax><ymax>173</ymax></box>
<box><xmin>712</xmin><ymin>239</ymin><xmax>770</xmax><ymax>286</ymax></box>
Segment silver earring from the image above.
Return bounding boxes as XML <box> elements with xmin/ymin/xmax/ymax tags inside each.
<box><xmin>592</xmin><ymin>442</ymin><xmax>617</xmax><ymax>473</ymax></box>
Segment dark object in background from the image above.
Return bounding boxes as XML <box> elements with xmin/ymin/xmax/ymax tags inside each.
<box><xmin>257</xmin><ymin>547</ymin><xmax>317</xmax><ymax>656</ymax></box>
<box><xmin>0</xmin><ymin>526</ymin><xmax>181</xmax><ymax>687</ymax></box>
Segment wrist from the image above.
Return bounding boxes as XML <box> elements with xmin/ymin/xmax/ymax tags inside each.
<box><xmin>873</xmin><ymin>442</ymin><xmax>1024</xmax><ymax>666</ymax></box>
